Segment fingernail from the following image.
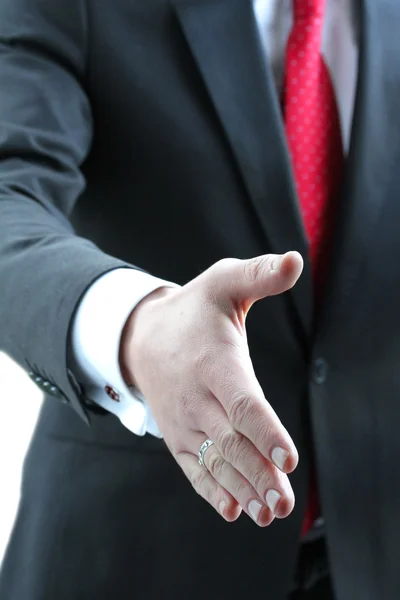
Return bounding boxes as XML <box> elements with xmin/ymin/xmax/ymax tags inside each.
<box><xmin>266</xmin><ymin>490</ymin><xmax>282</xmax><ymax>515</ymax></box>
<box><xmin>248</xmin><ymin>499</ymin><xmax>263</xmax><ymax>523</ymax></box>
<box><xmin>271</xmin><ymin>255</ymin><xmax>283</xmax><ymax>271</ymax></box>
<box><xmin>219</xmin><ymin>500</ymin><xmax>227</xmax><ymax>517</ymax></box>
<box><xmin>271</xmin><ymin>447</ymin><xmax>289</xmax><ymax>471</ymax></box>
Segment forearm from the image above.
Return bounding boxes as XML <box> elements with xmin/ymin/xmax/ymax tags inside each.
<box><xmin>0</xmin><ymin>0</ymin><xmax>133</xmax><ymax>419</ymax></box>
<box><xmin>0</xmin><ymin>195</ymin><xmax>133</xmax><ymax>419</ymax></box>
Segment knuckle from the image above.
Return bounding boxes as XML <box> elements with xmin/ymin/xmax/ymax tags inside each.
<box><xmin>259</xmin><ymin>421</ymin><xmax>275</xmax><ymax>446</ymax></box>
<box><xmin>189</xmin><ymin>466</ymin><xmax>208</xmax><ymax>493</ymax></box>
<box><xmin>193</xmin><ymin>348</ymin><xmax>215</xmax><ymax>378</ymax></box>
<box><xmin>219</xmin><ymin>428</ymin><xmax>247</xmax><ymax>462</ymax></box>
<box><xmin>243</xmin><ymin>256</ymin><xmax>270</xmax><ymax>283</ymax></box>
<box><xmin>252</xmin><ymin>467</ymin><xmax>271</xmax><ymax>493</ymax></box>
<box><xmin>207</xmin><ymin>452</ymin><xmax>225</xmax><ymax>479</ymax></box>
<box><xmin>214</xmin><ymin>257</ymin><xmax>241</xmax><ymax>274</ymax></box>
<box><xmin>228</xmin><ymin>391</ymin><xmax>254</xmax><ymax>429</ymax></box>
<box><xmin>233</xmin><ymin>479</ymin><xmax>250</xmax><ymax>501</ymax></box>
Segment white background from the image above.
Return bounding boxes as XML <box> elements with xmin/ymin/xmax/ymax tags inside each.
<box><xmin>0</xmin><ymin>352</ymin><xmax>42</xmax><ymax>564</ymax></box>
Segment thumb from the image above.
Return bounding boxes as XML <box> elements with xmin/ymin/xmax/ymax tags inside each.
<box><xmin>210</xmin><ymin>252</ymin><xmax>303</xmax><ymax>306</ymax></box>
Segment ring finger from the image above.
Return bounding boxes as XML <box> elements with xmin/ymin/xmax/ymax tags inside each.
<box><xmin>195</xmin><ymin>433</ymin><xmax>275</xmax><ymax>527</ymax></box>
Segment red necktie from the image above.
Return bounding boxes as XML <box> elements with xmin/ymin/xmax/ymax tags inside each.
<box><xmin>283</xmin><ymin>0</ymin><xmax>344</xmax><ymax>535</ymax></box>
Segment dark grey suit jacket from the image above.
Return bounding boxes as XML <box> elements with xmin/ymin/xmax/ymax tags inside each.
<box><xmin>1</xmin><ymin>0</ymin><xmax>400</xmax><ymax>598</ymax></box>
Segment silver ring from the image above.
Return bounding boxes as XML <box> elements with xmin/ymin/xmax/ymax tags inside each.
<box><xmin>198</xmin><ymin>439</ymin><xmax>214</xmax><ymax>471</ymax></box>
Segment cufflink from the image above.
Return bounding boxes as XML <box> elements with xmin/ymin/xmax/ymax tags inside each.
<box><xmin>105</xmin><ymin>385</ymin><xmax>120</xmax><ymax>402</ymax></box>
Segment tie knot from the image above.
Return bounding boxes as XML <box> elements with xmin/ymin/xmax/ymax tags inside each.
<box><xmin>293</xmin><ymin>0</ymin><xmax>326</xmax><ymax>20</ymax></box>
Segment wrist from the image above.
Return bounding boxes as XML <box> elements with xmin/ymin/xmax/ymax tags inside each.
<box><xmin>119</xmin><ymin>286</ymin><xmax>177</xmax><ymax>388</ymax></box>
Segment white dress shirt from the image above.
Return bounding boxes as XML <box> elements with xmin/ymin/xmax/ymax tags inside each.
<box><xmin>71</xmin><ymin>0</ymin><xmax>359</xmax><ymax>438</ymax></box>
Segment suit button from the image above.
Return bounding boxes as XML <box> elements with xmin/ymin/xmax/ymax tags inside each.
<box><xmin>312</xmin><ymin>358</ymin><xmax>328</xmax><ymax>384</ymax></box>
<box><xmin>49</xmin><ymin>385</ymin><xmax>63</xmax><ymax>399</ymax></box>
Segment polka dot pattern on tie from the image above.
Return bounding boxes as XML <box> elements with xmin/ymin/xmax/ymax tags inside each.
<box><xmin>283</xmin><ymin>0</ymin><xmax>344</xmax><ymax>277</ymax></box>
<box><xmin>283</xmin><ymin>0</ymin><xmax>345</xmax><ymax>539</ymax></box>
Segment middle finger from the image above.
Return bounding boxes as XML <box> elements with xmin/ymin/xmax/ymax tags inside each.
<box><xmin>194</xmin><ymin>431</ymin><xmax>274</xmax><ymax>526</ymax></box>
<box><xmin>198</xmin><ymin>402</ymin><xmax>295</xmax><ymax>519</ymax></box>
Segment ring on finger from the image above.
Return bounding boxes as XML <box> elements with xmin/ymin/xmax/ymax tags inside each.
<box><xmin>198</xmin><ymin>439</ymin><xmax>214</xmax><ymax>471</ymax></box>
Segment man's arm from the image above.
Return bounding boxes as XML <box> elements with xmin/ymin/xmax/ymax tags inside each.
<box><xmin>0</xmin><ymin>0</ymin><xmax>301</xmax><ymax>526</ymax></box>
<box><xmin>70</xmin><ymin>268</ymin><xmax>178</xmax><ymax>437</ymax></box>
<box><xmin>0</xmin><ymin>0</ymin><xmax>134</xmax><ymax>421</ymax></box>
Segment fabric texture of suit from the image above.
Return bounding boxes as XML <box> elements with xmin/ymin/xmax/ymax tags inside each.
<box><xmin>1</xmin><ymin>0</ymin><xmax>400</xmax><ymax>598</ymax></box>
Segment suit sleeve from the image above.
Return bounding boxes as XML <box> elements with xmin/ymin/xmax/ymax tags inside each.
<box><xmin>0</xmin><ymin>0</ymin><xmax>134</xmax><ymax>423</ymax></box>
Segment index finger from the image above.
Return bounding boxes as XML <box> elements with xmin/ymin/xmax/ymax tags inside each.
<box><xmin>204</xmin><ymin>355</ymin><xmax>299</xmax><ymax>473</ymax></box>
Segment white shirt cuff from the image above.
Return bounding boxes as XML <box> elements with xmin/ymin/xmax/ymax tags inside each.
<box><xmin>70</xmin><ymin>268</ymin><xmax>179</xmax><ymax>438</ymax></box>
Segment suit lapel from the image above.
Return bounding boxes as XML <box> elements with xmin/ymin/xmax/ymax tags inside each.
<box><xmin>319</xmin><ymin>0</ymin><xmax>400</xmax><ymax>333</ymax></box>
<box><xmin>173</xmin><ymin>0</ymin><xmax>313</xmax><ymax>337</ymax></box>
